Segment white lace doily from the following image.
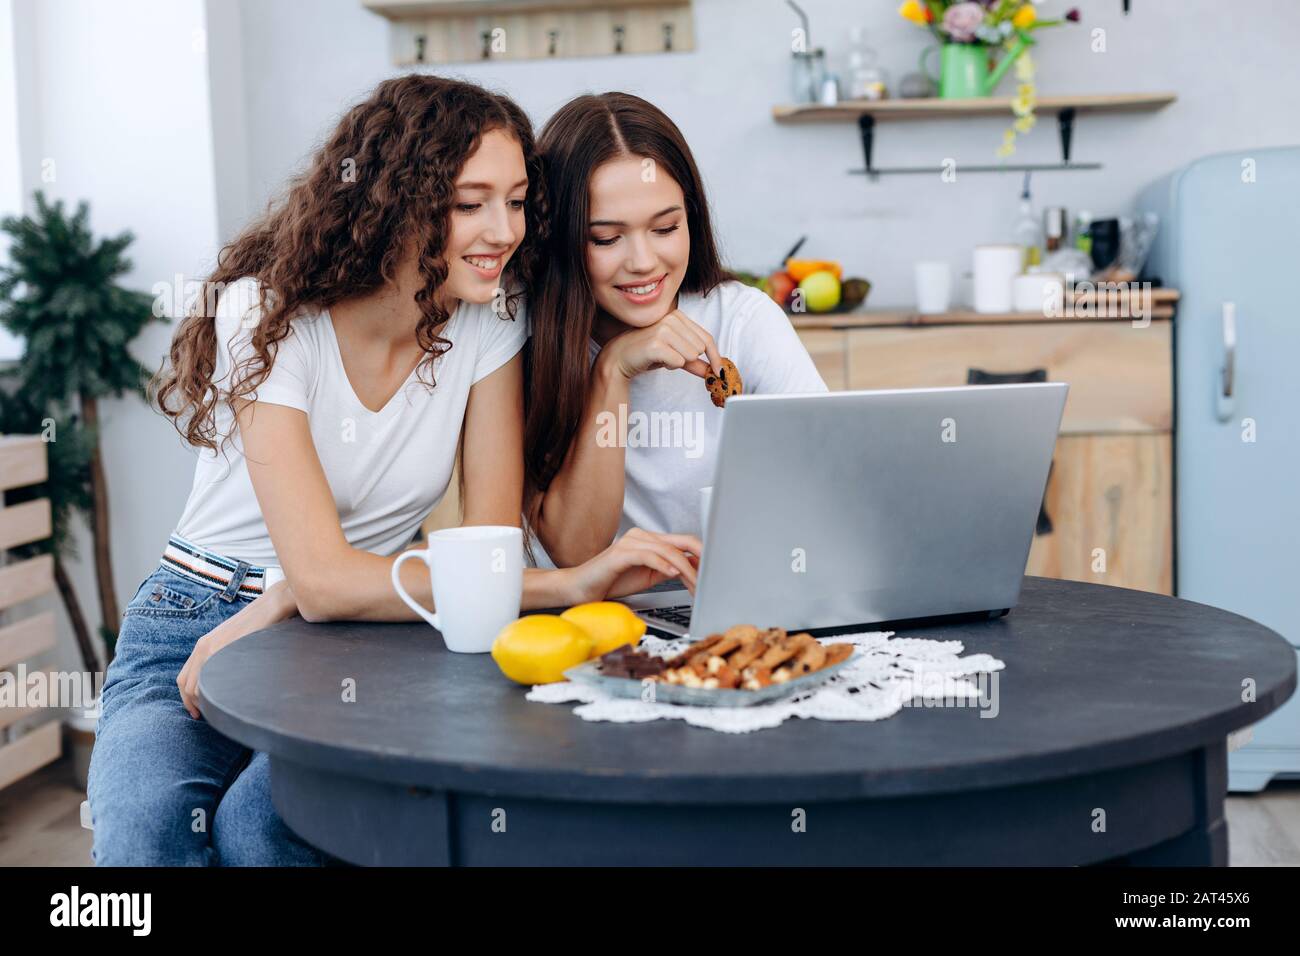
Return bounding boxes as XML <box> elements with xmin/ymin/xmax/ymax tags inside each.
<box><xmin>526</xmin><ymin>631</ymin><xmax>1005</xmax><ymax>734</ymax></box>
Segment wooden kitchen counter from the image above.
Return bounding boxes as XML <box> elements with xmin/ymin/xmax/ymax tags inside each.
<box><xmin>791</xmin><ymin>288</ymin><xmax>1179</xmax><ymax>595</ymax></box>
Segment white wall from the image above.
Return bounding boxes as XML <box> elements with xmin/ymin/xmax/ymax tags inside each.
<box><xmin>8</xmin><ymin>0</ymin><xmax>223</xmax><ymax>668</ymax></box>
<box><xmin>231</xmin><ymin>0</ymin><xmax>1300</xmax><ymax>302</ymax></box>
<box><xmin>0</xmin><ymin>0</ymin><xmax>27</xmax><ymax>360</ymax></box>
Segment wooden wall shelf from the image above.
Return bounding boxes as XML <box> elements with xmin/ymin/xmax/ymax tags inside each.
<box><xmin>772</xmin><ymin>92</ymin><xmax>1177</xmax><ymax>124</ymax></box>
<box><xmin>772</xmin><ymin>92</ymin><xmax>1177</xmax><ymax>179</ymax></box>
<box><xmin>365</xmin><ymin>0</ymin><xmax>687</xmax><ymax>16</ymax></box>
<box><xmin>363</xmin><ymin>0</ymin><xmax>694</xmax><ymax>64</ymax></box>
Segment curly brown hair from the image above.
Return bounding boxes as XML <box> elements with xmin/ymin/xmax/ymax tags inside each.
<box><xmin>151</xmin><ymin>74</ymin><xmax>547</xmax><ymax>452</ymax></box>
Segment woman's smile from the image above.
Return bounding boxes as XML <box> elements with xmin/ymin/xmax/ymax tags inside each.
<box><xmin>615</xmin><ymin>273</ymin><xmax>668</xmax><ymax>305</ymax></box>
<box><xmin>463</xmin><ymin>253</ymin><xmax>505</xmax><ymax>279</ymax></box>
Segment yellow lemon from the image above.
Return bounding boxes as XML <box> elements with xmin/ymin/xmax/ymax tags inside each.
<box><xmin>491</xmin><ymin>615</ymin><xmax>594</xmax><ymax>685</ymax></box>
<box><xmin>561</xmin><ymin>601</ymin><xmax>647</xmax><ymax>658</ymax></box>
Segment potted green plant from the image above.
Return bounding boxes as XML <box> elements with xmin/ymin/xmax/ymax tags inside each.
<box><xmin>0</xmin><ymin>192</ymin><xmax>162</xmax><ymax>668</ymax></box>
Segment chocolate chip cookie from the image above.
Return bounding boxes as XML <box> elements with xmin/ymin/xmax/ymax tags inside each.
<box><xmin>705</xmin><ymin>357</ymin><xmax>743</xmax><ymax>408</ymax></box>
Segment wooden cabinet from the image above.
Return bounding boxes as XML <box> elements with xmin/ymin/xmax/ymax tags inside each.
<box><xmin>794</xmin><ymin>300</ymin><xmax>1176</xmax><ymax>594</ymax></box>
<box><xmin>1028</xmin><ymin>433</ymin><xmax>1172</xmax><ymax>593</ymax></box>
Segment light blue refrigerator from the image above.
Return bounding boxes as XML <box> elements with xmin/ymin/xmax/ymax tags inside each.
<box><xmin>1139</xmin><ymin>146</ymin><xmax>1300</xmax><ymax>791</ymax></box>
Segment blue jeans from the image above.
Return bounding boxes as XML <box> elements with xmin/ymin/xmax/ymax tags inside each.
<box><xmin>87</xmin><ymin>560</ymin><xmax>329</xmax><ymax>866</ymax></box>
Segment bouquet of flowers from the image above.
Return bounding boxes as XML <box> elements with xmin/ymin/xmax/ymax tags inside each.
<box><xmin>899</xmin><ymin>1</ymin><xmax>1079</xmax><ymax>44</ymax></box>
<box><xmin>898</xmin><ymin>1</ymin><xmax>1081</xmax><ymax>155</ymax></box>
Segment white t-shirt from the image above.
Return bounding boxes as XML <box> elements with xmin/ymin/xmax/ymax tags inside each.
<box><xmin>172</xmin><ymin>276</ymin><xmax>528</xmax><ymax>569</ymax></box>
<box><xmin>530</xmin><ymin>280</ymin><xmax>827</xmax><ymax>567</ymax></box>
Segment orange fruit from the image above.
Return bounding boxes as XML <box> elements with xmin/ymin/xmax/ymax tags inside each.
<box><xmin>785</xmin><ymin>259</ymin><xmax>843</xmax><ymax>282</ymax></box>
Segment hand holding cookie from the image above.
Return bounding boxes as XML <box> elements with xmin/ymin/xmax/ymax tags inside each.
<box><xmin>597</xmin><ymin>309</ymin><xmax>724</xmax><ymax>383</ymax></box>
<box><xmin>705</xmin><ymin>357</ymin><xmax>743</xmax><ymax>407</ymax></box>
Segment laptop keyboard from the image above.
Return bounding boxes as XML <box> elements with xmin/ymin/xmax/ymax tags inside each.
<box><xmin>641</xmin><ymin>605</ymin><xmax>693</xmax><ymax>627</ymax></box>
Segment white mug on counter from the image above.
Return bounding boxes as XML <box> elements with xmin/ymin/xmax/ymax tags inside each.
<box><xmin>391</xmin><ymin>526</ymin><xmax>523</xmax><ymax>653</ymax></box>
<box><xmin>913</xmin><ymin>261</ymin><xmax>952</xmax><ymax>314</ymax></box>
<box><xmin>972</xmin><ymin>245</ymin><xmax>1023</xmax><ymax>313</ymax></box>
<box><xmin>1012</xmin><ymin>272</ymin><xmax>1066</xmax><ymax>315</ymax></box>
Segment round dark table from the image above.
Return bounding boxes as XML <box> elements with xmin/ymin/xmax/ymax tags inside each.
<box><xmin>199</xmin><ymin>577</ymin><xmax>1295</xmax><ymax>866</ymax></box>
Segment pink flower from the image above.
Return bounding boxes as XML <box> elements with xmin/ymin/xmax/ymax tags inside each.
<box><xmin>942</xmin><ymin>2</ymin><xmax>987</xmax><ymax>43</ymax></box>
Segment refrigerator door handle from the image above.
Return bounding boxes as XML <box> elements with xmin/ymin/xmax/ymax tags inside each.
<box><xmin>1216</xmin><ymin>302</ymin><xmax>1237</xmax><ymax>422</ymax></box>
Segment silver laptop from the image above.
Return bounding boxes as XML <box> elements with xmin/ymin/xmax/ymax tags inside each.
<box><xmin>621</xmin><ymin>382</ymin><xmax>1068</xmax><ymax>637</ymax></box>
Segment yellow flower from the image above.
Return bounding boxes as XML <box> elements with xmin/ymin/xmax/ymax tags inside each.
<box><xmin>1015</xmin><ymin>50</ymin><xmax>1035</xmax><ymax>81</ymax></box>
<box><xmin>1013</xmin><ymin>5</ymin><xmax>1037</xmax><ymax>29</ymax></box>
<box><xmin>998</xmin><ymin>141</ymin><xmax>1016</xmax><ymax>158</ymax></box>
<box><xmin>899</xmin><ymin>0</ymin><xmax>930</xmax><ymax>27</ymax></box>
<box><xmin>1014</xmin><ymin>114</ymin><xmax>1037</xmax><ymax>133</ymax></box>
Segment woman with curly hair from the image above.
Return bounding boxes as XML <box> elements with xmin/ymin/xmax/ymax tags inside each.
<box><xmin>87</xmin><ymin>75</ymin><xmax>702</xmax><ymax>866</ymax></box>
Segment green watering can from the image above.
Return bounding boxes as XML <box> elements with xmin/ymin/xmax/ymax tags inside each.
<box><xmin>921</xmin><ymin>36</ymin><xmax>1032</xmax><ymax>99</ymax></box>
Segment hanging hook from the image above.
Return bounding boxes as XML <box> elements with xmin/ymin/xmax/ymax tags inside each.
<box><xmin>414</xmin><ymin>34</ymin><xmax>426</xmax><ymax>63</ymax></box>
<box><xmin>663</xmin><ymin>23</ymin><xmax>674</xmax><ymax>52</ymax></box>
<box><xmin>480</xmin><ymin>30</ymin><xmax>492</xmax><ymax>60</ymax></box>
<box><xmin>786</xmin><ymin>0</ymin><xmax>810</xmax><ymax>48</ymax></box>
<box><xmin>547</xmin><ymin>29</ymin><xmax>559</xmax><ymax>57</ymax></box>
<box><xmin>613</xmin><ymin>24</ymin><xmax>625</xmax><ymax>54</ymax></box>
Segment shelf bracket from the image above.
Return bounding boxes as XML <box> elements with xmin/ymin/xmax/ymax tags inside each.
<box><xmin>1057</xmin><ymin>107</ymin><xmax>1076</xmax><ymax>164</ymax></box>
<box><xmin>851</xmin><ymin>104</ymin><xmax>1100</xmax><ymax>179</ymax></box>
<box><xmin>857</xmin><ymin>114</ymin><xmax>876</xmax><ymax>178</ymax></box>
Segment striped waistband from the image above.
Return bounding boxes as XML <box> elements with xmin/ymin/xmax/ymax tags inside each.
<box><xmin>162</xmin><ymin>533</ymin><xmax>276</xmax><ymax>597</ymax></box>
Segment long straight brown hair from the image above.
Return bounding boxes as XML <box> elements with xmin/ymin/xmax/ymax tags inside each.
<box><xmin>524</xmin><ymin>92</ymin><xmax>728</xmax><ymax>500</ymax></box>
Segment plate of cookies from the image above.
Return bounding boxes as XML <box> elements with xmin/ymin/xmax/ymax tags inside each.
<box><xmin>564</xmin><ymin>625</ymin><xmax>855</xmax><ymax>707</ymax></box>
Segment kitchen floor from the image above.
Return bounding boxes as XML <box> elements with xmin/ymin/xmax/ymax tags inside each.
<box><xmin>3</xmin><ymin>757</ymin><xmax>1299</xmax><ymax>866</ymax></box>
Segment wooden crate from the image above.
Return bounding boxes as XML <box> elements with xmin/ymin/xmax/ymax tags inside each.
<box><xmin>0</xmin><ymin>436</ymin><xmax>62</xmax><ymax>791</ymax></box>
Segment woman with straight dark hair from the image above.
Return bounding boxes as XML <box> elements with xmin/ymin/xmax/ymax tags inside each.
<box><xmin>524</xmin><ymin>92</ymin><xmax>826</xmax><ymax>567</ymax></box>
<box><xmin>89</xmin><ymin>76</ymin><xmax>702</xmax><ymax>866</ymax></box>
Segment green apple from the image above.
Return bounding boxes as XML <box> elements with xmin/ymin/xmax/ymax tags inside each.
<box><xmin>799</xmin><ymin>270</ymin><xmax>842</xmax><ymax>313</ymax></box>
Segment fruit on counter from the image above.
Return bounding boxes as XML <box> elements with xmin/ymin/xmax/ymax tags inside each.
<box><xmin>799</xmin><ymin>270</ymin><xmax>842</xmax><ymax>313</ymax></box>
<box><xmin>785</xmin><ymin>258</ymin><xmax>843</xmax><ymax>282</ymax></box>
<box><xmin>491</xmin><ymin>615</ymin><xmax>594</xmax><ymax>685</ymax></box>
<box><xmin>737</xmin><ymin>261</ymin><xmax>870</xmax><ymax>312</ymax></box>
<box><xmin>560</xmin><ymin>601</ymin><xmax>647</xmax><ymax>657</ymax></box>
<box><xmin>839</xmin><ymin>277</ymin><xmax>871</xmax><ymax>311</ymax></box>
<box><xmin>765</xmin><ymin>270</ymin><xmax>798</xmax><ymax>308</ymax></box>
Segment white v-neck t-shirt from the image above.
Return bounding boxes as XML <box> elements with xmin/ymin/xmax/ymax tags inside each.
<box><xmin>529</xmin><ymin>280</ymin><xmax>827</xmax><ymax>567</ymax></box>
<box><xmin>172</xmin><ymin>276</ymin><xmax>528</xmax><ymax>570</ymax></box>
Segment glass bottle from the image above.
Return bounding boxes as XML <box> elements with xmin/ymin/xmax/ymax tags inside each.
<box><xmin>1013</xmin><ymin>173</ymin><xmax>1044</xmax><ymax>269</ymax></box>
<box><xmin>845</xmin><ymin>27</ymin><xmax>888</xmax><ymax>101</ymax></box>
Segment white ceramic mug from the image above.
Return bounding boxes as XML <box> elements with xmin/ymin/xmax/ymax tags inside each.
<box><xmin>972</xmin><ymin>245</ymin><xmax>1023</xmax><ymax>313</ymax></box>
<box><xmin>391</xmin><ymin>526</ymin><xmax>523</xmax><ymax>653</ymax></box>
<box><xmin>913</xmin><ymin>261</ymin><xmax>952</xmax><ymax>314</ymax></box>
